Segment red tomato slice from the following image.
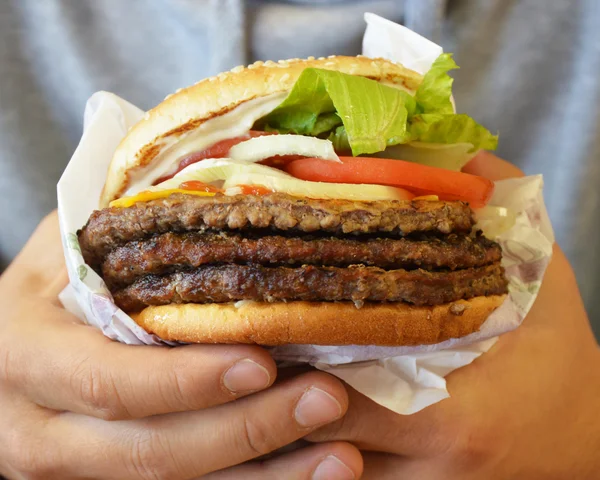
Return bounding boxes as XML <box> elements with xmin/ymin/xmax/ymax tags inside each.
<box><xmin>153</xmin><ymin>131</ymin><xmax>273</xmax><ymax>184</ymax></box>
<box><xmin>285</xmin><ymin>156</ymin><xmax>494</xmax><ymax>207</ymax></box>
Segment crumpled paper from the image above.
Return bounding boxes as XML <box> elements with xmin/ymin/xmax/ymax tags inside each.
<box><xmin>57</xmin><ymin>14</ymin><xmax>554</xmax><ymax>414</ymax></box>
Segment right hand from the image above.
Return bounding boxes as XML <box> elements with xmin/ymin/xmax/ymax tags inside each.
<box><xmin>0</xmin><ymin>212</ymin><xmax>362</xmax><ymax>480</ymax></box>
<box><xmin>306</xmin><ymin>153</ymin><xmax>600</xmax><ymax>479</ymax></box>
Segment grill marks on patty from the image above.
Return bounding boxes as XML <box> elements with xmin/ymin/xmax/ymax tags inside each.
<box><xmin>101</xmin><ymin>231</ymin><xmax>502</xmax><ymax>288</ymax></box>
<box><xmin>77</xmin><ymin>192</ymin><xmax>506</xmax><ymax>312</ymax></box>
<box><xmin>78</xmin><ymin>193</ymin><xmax>475</xmax><ymax>266</ymax></box>
<box><xmin>113</xmin><ymin>264</ymin><xmax>508</xmax><ymax>312</ymax></box>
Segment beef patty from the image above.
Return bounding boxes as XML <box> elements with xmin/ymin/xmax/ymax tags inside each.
<box><xmin>102</xmin><ymin>231</ymin><xmax>502</xmax><ymax>288</ymax></box>
<box><xmin>78</xmin><ymin>192</ymin><xmax>506</xmax><ymax>313</ymax></box>
<box><xmin>79</xmin><ymin>192</ymin><xmax>474</xmax><ymax>266</ymax></box>
<box><xmin>113</xmin><ymin>263</ymin><xmax>508</xmax><ymax>312</ymax></box>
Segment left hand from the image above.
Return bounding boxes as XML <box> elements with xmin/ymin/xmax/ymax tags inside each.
<box><xmin>306</xmin><ymin>153</ymin><xmax>600</xmax><ymax>479</ymax></box>
<box><xmin>0</xmin><ymin>213</ymin><xmax>363</xmax><ymax>480</ymax></box>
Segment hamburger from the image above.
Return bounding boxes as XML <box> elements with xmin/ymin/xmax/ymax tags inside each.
<box><xmin>78</xmin><ymin>54</ymin><xmax>508</xmax><ymax>346</ymax></box>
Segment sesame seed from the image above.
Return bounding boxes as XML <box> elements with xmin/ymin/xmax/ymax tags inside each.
<box><xmin>307</xmin><ymin>56</ymin><xmax>315</xmax><ymax>61</ymax></box>
<box><xmin>328</xmin><ymin>55</ymin><xmax>336</xmax><ymax>59</ymax></box>
<box><xmin>280</xmin><ymin>73</ymin><xmax>290</xmax><ymax>82</ymax></box>
<box><xmin>208</xmin><ymin>76</ymin><xmax>217</xmax><ymax>82</ymax></box>
<box><xmin>264</xmin><ymin>60</ymin><xmax>276</xmax><ymax>66</ymax></box>
<box><xmin>231</xmin><ymin>65</ymin><xmax>244</xmax><ymax>73</ymax></box>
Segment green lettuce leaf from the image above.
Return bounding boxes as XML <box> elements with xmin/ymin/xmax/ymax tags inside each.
<box><xmin>261</xmin><ymin>68</ymin><xmax>415</xmax><ymax>156</ymax></box>
<box><xmin>414</xmin><ymin>53</ymin><xmax>458</xmax><ymax>114</ymax></box>
<box><xmin>408</xmin><ymin>53</ymin><xmax>498</xmax><ymax>152</ymax></box>
<box><xmin>312</xmin><ymin>112</ymin><xmax>343</xmax><ymax>136</ymax></box>
<box><xmin>264</xmin><ymin>111</ymin><xmax>342</xmax><ymax>136</ymax></box>
<box><xmin>259</xmin><ymin>53</ymin><xmax>498</xmax><ymax>158</ymax></box>
<box><xmin>410</xmin><ymin>113</ymin><xmax>498</xmax><ymax>151</ymax></box>
<box><xmin>327</xmin><ymin>126</ymin><xmax>351</xmax><ymax>152</ymax></box>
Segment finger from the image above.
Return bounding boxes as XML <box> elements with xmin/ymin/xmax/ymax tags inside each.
<box><xmin>49</xmin><ymin>371</ymin><xmax>349</xmax><ymax>479</ymax></box>
<box><xmin>2</xmin><ymin>301</ymin><xmax>277</xmax><ymax>420</ymax></box>
<box><xmin>0</xmin><ymin>211</ymin><xmax>67</xmax><ymax>296</ymax></box>
<box><xmin>306</xmin><ymin>385</ymin><xmax>445</xmax><ymax>457</ymax></box>
<box><xmin>462</xmin><ymin>150</ymin><xmax>525</xmax><ymax>180</ymax></box>
<box><xmin>202</xmin><ymin>442</ymin><xmax>362</xmax><ymax>480</ymax></box>
<box><xmin>0</xmin><ymin>389</ymin><xmax>59</xmax><ymax>479</ymax></box>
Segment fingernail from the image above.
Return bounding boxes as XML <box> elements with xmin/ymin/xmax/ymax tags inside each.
<box><xmin>223</xmin><ymin>359</ymin><xmax>271</xmax><ymax>393</ymax></box>
<box><xmin>312</xmin><ymin>455</ymin><xmax>355</xmax><ymax>480</ymax></box>
<box><xmin>294</xmin><ymin>387</ymin><xmax>343</xmax><ymax>428</ymax></box>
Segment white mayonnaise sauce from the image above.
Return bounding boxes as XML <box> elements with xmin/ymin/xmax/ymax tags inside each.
<box><xmin>126</xmin><ymin>92</ymin><xmax>287</xmax><ymax>196</ymax></box>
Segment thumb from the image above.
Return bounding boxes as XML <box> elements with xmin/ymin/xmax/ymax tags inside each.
<box><xmin>462</xmin><ymin>151</ymin><xmax>524</xmax><ymax>181</ymax></box>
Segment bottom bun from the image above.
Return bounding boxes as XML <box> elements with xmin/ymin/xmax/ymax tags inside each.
<box><xmin>131</xmin><ymin>295</ymin><xmax>506</xmax><ymax>346</ymax></box>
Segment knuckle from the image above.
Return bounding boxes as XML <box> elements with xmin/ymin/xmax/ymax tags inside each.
<box><xmin>162</xmin><ymin>351</ymin><xmax>234</xmax><ymax>411</ymax></box>
<box><xmin>160</xmin><ymin>358</ymin><xmax>199</xmax><ymax>411</ymax></box>
<box><xmin>239</xmin><ymin>413</ymin><xmax>280</xmax><ymax>457</ymax></box>
<box><xmin>71</xmin><ymin>357</ymin><xmax>129</xmax><ymax>420</ymax></box>
<box><xmin>126</xmin><ymin>428</ymin><xmax>182</xmax><ymax>480</ymax></box>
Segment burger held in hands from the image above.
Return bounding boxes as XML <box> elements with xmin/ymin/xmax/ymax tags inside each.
<box><xmin>78</xmin><ymin>54</ymin><xmax>508</xmax><ymax>346</ymax></box>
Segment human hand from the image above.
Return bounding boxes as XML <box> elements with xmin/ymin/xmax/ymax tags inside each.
<box><xmin>0</xmin><ymin>212</ymin><xmax>362</xmax><ymax>480</ymax></box>
<box><xmin>307</xmin><ymin>152</ymin><xmax>600</xmax><ymax>479</ymax></box>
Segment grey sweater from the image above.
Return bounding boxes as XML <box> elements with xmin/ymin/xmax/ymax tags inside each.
<box><xmin>1</xmin><ymin>0</ymin><xmax>599</xmax><ymax>335</ymax></box>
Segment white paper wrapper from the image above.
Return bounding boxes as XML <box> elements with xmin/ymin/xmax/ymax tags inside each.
<box><xmin>57</xmin><ymin>15</ymin><xmax>554</xmax><ymax>415</ymax></box>
<box><xmin>363</xmin><ymin>12</ymin><xmax>443</xmax><ymax>74</ymax></box>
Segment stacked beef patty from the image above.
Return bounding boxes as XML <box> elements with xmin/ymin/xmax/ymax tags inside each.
<box><xmin>78</xmin><ymin>192</ymin><xmax>508</xmax><ymax>313</ymax></box>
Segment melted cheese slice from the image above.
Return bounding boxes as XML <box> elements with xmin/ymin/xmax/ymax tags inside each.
<box><xmin>109</xmin><ymin>189</ymin><xmax>215</xmax><ymax>208</ymax></box>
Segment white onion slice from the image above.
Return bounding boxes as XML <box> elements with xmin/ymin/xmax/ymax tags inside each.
<box><xmin>223</xmin><ymin>173</ymin><xmax>412</xmax><ymax>201</ymax></box>
<box><xmin>228</xmin><ymin>134</ymin><xmax>340</xmax><ymax>163</ymax></box>
<box><xmin>152</xmin><ymin>158</ymin><xmax>290</xmax><ymax>191</ymax></box>
<box><xmin>151</xmin><ymin>157</ymin><xmax>411</xmax><ymax>201</ymax></box>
